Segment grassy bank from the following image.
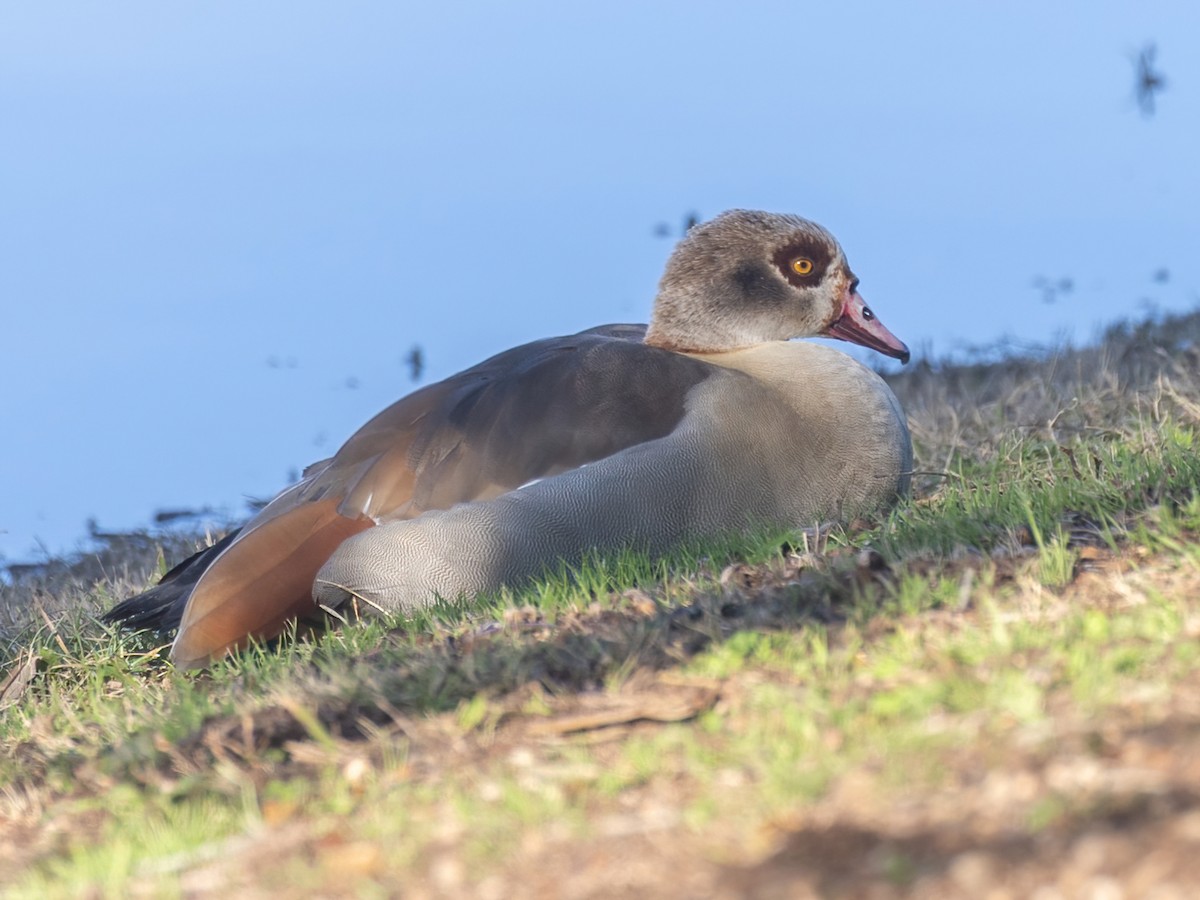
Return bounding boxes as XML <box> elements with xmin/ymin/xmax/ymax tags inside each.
<box><xmin>3</xmin><ymin>309</ymin><xmax>1200</xmax><ymax>897</ymax></box>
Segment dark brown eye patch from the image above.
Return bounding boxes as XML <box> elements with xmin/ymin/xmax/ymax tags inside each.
<box><xmin>773</xmin><ymin>239</ymin><xmax>832</xmax><ymax>287</ymax></box>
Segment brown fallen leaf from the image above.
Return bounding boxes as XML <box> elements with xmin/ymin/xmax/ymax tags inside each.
<box><xmin>526</xmin><ymin>683</ymin><xmax>720</xmax><ymax>736</ymax></box>
<box><xmin>0</xmin><ymin>651</ymin><xmax>38</xmax><ymax>711</ymax></box>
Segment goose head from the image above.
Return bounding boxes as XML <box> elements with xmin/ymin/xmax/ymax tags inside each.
<box><xmin>644</xmin><ymin>209</ymin><xmax>910</xmax><ymax>363</ymax></box>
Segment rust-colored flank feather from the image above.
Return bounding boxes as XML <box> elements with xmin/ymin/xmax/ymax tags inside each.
<box><xmin>170</xmin><ymin>498</ymin><xmax>373</xmax><ymax>668</ymax></box>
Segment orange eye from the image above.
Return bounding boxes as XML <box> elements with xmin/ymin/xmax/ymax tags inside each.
<box><xmin>790</xmin><ymin>257</ymin><xmax>814</xmax><ymax>276</ymax></box>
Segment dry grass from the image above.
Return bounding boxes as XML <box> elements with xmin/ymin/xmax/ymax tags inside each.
<box><xmin>892</xmin><ymin>309</ymin><xmax>1200</xmax><ymax>473</ymax></box>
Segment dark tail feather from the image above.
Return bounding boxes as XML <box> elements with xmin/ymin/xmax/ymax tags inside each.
<box><xmin>102</xmin><ymin>530</ymin><xmax>242</xmax><ymax>632</ymax></box>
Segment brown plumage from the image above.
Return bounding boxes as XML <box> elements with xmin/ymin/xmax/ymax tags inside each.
<box><xmin>105</xmin><ymin>210</ymin><xmax>912</xmax><ymax>668</ymax></box>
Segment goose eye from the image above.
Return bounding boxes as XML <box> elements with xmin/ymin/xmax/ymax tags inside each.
<box><xmin>790</xmin><ymin>257</ymin><xmax>814</xmax><ymax>276</ymax></box>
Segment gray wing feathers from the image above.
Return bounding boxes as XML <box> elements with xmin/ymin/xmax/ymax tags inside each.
<box><xmin>291</xmin><ymin>325</ymin><xmax>716</xmax><ymax>522</ymax></box>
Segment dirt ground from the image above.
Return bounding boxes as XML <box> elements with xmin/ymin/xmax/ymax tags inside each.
<box><xmin>92</xmin><ymin>671</ymin><xmax>1199</xmax><ymax>899</ymax></box>
<box><xmin>50</xmin><ymin>567</ymin><xmax>1198</xmax><ymax>899</ymax></box>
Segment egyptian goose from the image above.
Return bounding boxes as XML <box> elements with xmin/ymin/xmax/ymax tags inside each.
<box><xmin>105</xmin><ymin>210</ymin><xmax>913</xmax><ymax>668</ymax></box>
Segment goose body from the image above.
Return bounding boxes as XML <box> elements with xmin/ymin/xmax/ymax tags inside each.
<box><xmin>105</xmin><ymin>210</ymin><xmax>913</xmax><ymax>668</ymax></box>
